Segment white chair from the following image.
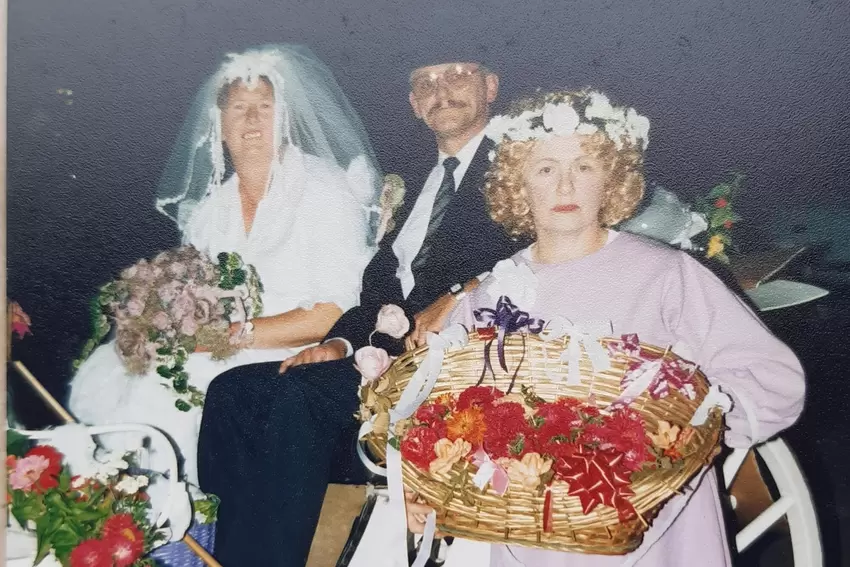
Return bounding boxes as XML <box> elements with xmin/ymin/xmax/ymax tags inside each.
<box><xmin>723</xmin><ymin>438</ymin><xmax>823</xmax><ymax>566</ymax></box>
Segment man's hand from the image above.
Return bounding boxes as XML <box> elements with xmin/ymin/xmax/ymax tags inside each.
<box><xmin>279</xmin><ymin>340</ymin><xmax>348</xmax><ymax>373</ymax></box>
<box><xmin>407</xmin><ymin>293</ymin><xmax>457</xmax><ymax>349</ymax></box>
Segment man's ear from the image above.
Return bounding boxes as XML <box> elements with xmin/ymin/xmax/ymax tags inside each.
<box><xmin>485</xmin><ymin>73</ymin><xmax>499</xmax><ymax>104</ymax></box>
<box><xmin>409</xmin><ymin>91</ymin><xmax>424</xmax><ymax>119</ymax></box>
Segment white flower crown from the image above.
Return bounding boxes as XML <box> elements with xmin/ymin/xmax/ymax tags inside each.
<box><xmin>484</xmin><ymin>90</ymin><xmax>650</xmax><ymax>156</ymax></box>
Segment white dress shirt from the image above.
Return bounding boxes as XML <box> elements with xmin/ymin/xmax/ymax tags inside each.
<box><xmin>392</xmin><ymin>131</ymin><xmax>486</xmax><ymax>298</ymax></box>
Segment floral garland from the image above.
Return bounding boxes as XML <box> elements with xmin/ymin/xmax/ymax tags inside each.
<box><xmin>74</xmin><ymin>246</ymin><xmax>264</xmax><ymax>411</ymax></box>
<box><xmin>484</xmin><ymin>90</ymin><xmax>650</xmax><ymax>152</ymax></box>
<box><xmin>6</xmin><ymin>431</ymin><xmax>164</xmax><ymax>567</ymax></box>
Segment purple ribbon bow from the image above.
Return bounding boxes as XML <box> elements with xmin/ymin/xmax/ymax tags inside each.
<box><xmin>474</xmin><ymin>295</ymin><xmax>545</xmax><ymax>373</ymax></box>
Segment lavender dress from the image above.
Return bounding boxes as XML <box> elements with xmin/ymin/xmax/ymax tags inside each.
<box><xmin>450</xmin><ymin>231</ymin><xmax>805</xmax><ymax>567</ymax></box>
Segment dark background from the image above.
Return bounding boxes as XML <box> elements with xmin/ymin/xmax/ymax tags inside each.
<box><xmin>7</xmin><ymin>0</ymin><xmax>850</xmax><ymax>564</ymax></box>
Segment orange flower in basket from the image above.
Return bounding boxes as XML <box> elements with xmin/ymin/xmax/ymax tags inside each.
<box><xmin>446</xmin><ymin>406</ymin><xmax>487</xmax><ymax>446</ymax></box>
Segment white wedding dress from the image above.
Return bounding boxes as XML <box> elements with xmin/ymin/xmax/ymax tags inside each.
<box><xmin>69</xmin><ymin>146</ymin><xmax>375</xmax><ymax>486</ymax></box>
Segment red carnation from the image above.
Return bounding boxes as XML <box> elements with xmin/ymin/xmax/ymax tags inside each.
<box><xmin>715</xmin><ymin>197</ymin><xmax>728</xmax><ymax>208</ymax></box>
<box><xmin>456</xmin><ymin>386</ymin><xmax>504</xmax><ymax>411</ymax></box>
<box><xmin>483</xmin><ymin>402</ymin><xmax>532</xmax><ymax>458</ymax></box>
<box><xmin>415</xmin><ymin>401</ymin><xmax>450</xmax><ymax>426</ymax></box>
<box><xmin>723</xmin><ymin>220</ymin><xmax>733</xmax><ymax>229</ymax></box>
<box><xmin>69</xmin><ymin>539</ymin><xmax>113</xmax><ymax>567</ymax></box>
<box><xmin>102</xmin><ymin>513</ymin><xmax>145</xmax><ymax>564</ymax></box>
<box><xmin>104</xmin><ymin>532</ymin><xmax>145</xmax><ymax>567</ymax></box>
<box><xmin>25</xmin><ymin>445</ymin><xmax>63</xmax><ymax>493</ymax></box>
<box><xmin>583</xmin><ymin>409</ymin><xmax>651</xmax><ymax>471</ymax></box>
<box><xmin>401</xmin><ymin>426</ymin><xmax>442</xmax><ymax>471</ymax></box>
<box><xmin>534</xmin><ymin>399</ymin><xmax>583</xmax><ymax>445</ymax></box>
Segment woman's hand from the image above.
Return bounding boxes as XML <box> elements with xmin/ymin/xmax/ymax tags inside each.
<box><xmin>404</xmin><ymin>488</ymin><xmax>442</xmax><ymax>536</ymax></box>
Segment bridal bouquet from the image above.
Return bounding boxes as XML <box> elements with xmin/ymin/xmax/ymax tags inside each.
<box><xmin>75</xmin><ymin>246</ymin><xmax>263</xmax><ymax>411</ymax></box>
<box><xmin>6</xmin><ymin>431</ymin><xmax>164</xmax><ymax>567</ymax></box>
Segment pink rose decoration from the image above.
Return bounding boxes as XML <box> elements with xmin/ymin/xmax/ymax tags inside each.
<box><xmin>375</xmin><ymin>304</ymin><xmax>410</xmax><ymax>339</ymax></box>
<box><xmin>180</xmin><ymin>316</ymin><xmax>198</xmax><ymax>337</ymax></box>
<box><xmin>354</xmin><ymin>346</ymin><xmax>391</xmax><ymax>384</ymax></box>
<box><xmin>151</xmin><ymin>311</ymin><xmax>170</xmax><ymax>331</ymax></box>
<box><xmin>9</xmin><ymin>454</ymin><xmax>51</xmax><ymax>491</ymax></box>
<box><xmin>126</xmin><ymin>299</ymin><xmax>145</xmax><ymax>317</ymax></box>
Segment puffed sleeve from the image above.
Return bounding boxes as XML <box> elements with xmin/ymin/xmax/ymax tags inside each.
<box><xmin>661</xmin><ymin>252</ymin><xmax>806</xmax><ymax>448</ymax></box>
<box><xmin>298</xmin><ymin>157</ymin><xmax>377</xmax><ymax>313</ymax></box>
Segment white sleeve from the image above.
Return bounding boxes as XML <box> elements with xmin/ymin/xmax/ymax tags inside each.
<box><xmin>297</xmin><ymin>162</ymin><xmax>376</xmax><ymax>313</ymax></box>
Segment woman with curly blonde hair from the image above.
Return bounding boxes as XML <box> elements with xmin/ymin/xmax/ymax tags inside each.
<box><xmin>404</xmin><ymin>90</ymin><xmax>805</xmax><ymax>567</ymax></box>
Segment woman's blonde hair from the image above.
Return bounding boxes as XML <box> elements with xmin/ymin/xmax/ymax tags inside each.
<box><xmin>485</xmin><ymin>90</ymin><xmax>646</xmax><ymax>239</ymax></box>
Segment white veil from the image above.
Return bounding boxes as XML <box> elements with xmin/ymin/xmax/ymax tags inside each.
<box><xmin>155</xmin><ymin>44</ymin><xmax>381</xmax><ymax>236</ymax></box>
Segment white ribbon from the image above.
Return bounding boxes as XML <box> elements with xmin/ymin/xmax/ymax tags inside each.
<box><xmin>389</xmin><ymin>324</ymin><xmax>468</xmax><ymax>424</ymax></box>
<box><xmin>540</xmin><ymin>317</ymin><xmax>612</xmax><ymax>385</ymax></box>
<box><xmin>690</xmin><ymin>384</ymin><xmax>733</xmax><ymax>426</ymax></box>
<box><xmin>359</xmin><ymin>325</ymin><xmax>469</xmax><ymax>567</ymax></box>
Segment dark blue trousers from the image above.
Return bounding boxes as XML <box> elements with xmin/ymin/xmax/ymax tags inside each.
<box><xmin>197</xmin><ymin>358</ymin><xmax>367</xmax><ymax>566</ymax></box>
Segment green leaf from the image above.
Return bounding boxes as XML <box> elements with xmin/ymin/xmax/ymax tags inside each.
<box><xmin>388</xmin><ymin>436</ymin><xmax>401</xmax><ymax>451</ymax></box>
<box><xmin>7</xmin><ymin>429</ymin><xmax>31</xmax><ymax>457</ymax></box>
<box><xmin>156</xmin><ymin>365</ymin><xmax>173</xmax><ymax>378</ymax></box>
<box><xmin>508</xmin><ymin>434</ymin><xmax>525</xmax><ymax>456</ymax></box>
<box><xmin>175</xmin><ymin>399</ymin><xmax>191</xmax><ymax>412</ymax></box>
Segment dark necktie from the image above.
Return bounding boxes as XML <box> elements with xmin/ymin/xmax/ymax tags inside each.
<box><xmin>411</xmin><ymin>156</ymin><xmax>460</xmax><ymax>272</ymax></box>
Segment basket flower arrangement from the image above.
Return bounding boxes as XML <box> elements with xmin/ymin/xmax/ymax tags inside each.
<box><xmin>357</xmin><ymin>295</ymin><xmax>730</xmax><ymax>554</ymax></box>
<box><xmin>5</xmin><ymin>431</ymin><xmax>165</xmax><ymax>567</ymax></box>
<box><xmin>74</xmin><ymin>246</ymin><xmax>263</xmax><ymax>411</ymax></box>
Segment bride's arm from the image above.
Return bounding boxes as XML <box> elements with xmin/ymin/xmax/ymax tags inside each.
<box><xmin>234</xmin><ymin>303</ymin><xmax>343</xmax><ymax>349</ymax></box>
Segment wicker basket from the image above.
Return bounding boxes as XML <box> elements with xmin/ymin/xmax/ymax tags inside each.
<box><xmin>360</xmin><ymin>330</ymin><xmax>725</xmax><ymax>555</ymax></box>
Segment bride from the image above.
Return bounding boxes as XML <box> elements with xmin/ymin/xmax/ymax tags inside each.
<box><xmin>68</xmin><ymin>44</ymin><xmax>381</xmax><ymax>486</ymax></box>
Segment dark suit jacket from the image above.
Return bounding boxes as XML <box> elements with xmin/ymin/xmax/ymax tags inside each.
<box><xmin>325</xmin><ymin>137</ymin><xmax>527</xmax><ymax>355</ymax></box>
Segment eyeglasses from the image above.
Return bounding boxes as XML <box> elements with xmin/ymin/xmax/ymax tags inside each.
<box><xmin>410</xmin><ymin>64</ymin><xmax>484</xmax><ymax>98</ymax></box>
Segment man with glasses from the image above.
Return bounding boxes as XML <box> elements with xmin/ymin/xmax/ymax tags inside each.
<box><xmin>198</xmin><ymin>58</ymin><xmax>526</xmax><ymax>566</ymax></box>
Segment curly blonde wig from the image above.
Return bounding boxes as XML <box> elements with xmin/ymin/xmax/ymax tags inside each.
<box><xmin>485</xmin><ymin>90</ymin><xmax>646</xmax><ymax>239</ymax></box>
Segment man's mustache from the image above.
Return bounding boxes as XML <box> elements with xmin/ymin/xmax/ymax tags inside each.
<box><xmin>427</xmin><ymin>100</ymin><xmax>467</xmax><ymax>117</ymax></box>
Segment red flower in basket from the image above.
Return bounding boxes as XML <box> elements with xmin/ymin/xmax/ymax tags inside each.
<box><xmin>69</xmin><ymin>539</ymin><xmax>113</xmax><ymax>567</ymax></box>
<box><xmin>101</xmin><ymin>514</ymin><xmax>145</xmax><ymax>566</ymax></box>
<box><xmin>582</xmin><ymin>409</ymin><xmax>652</xmax><ymax>472</ymax></box>
<box><xmin>415</xmin><ymin>401</ymin><xmax>450</xmax><ymax>425</ymax></box>
<box><xmin>455</xmin><ymin>386</ymin><xmax>504</xmax><ymax>411</ymax></box>
<box><xmin>401</xmin><ymin>426</ymin><xmax>443</xmax><ymax>471</ymax></box>
<box><xmin>483</xmin><ymin>402</ymin><xmax>533</xmax><ymax>459</ymax></box>
<box><xmin>534</xmin><ymin>399</ymin><xmax>584</xmax><ymax>444</ymax></box>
